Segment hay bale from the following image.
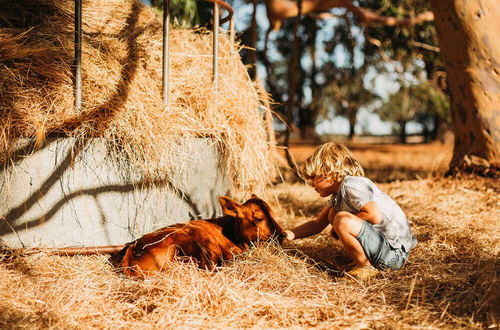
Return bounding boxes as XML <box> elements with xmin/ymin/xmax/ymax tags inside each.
<box><xmin>0</xmin><ymin>0</ymin><xmax>275</xmax><ymax>194</ymax></box>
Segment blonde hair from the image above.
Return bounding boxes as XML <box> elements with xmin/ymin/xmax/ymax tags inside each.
<box><xmin>300</xmin><ymin>142</ymin><xmax>364</xmax><ymax>182</ymax></box>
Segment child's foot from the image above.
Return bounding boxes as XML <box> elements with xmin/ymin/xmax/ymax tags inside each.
<box><xmin>340</xmin><ymin>265</ymin><xmax>379</xmax><ymax>282</ymax></box>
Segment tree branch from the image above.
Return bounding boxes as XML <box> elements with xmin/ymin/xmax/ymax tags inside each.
<box><xmin>264</xmin><ymin>0</ymin><xmax>436</xmax><ymax>63</ymax></box>
<box><xmin>264</xmin><ymin>0</ymin><xmax>434</xmax><ymax>31</ymax></box>
<box><xmin>409</xmin><ymin>40</ymin><xmax>440</xmax><ymax>53</ymax></box>
<box><xmin>352</xmin><ymin>7</ymin><xmax>434</xmax><ymax>28</ymax></box>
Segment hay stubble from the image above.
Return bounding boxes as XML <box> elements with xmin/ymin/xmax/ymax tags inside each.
<box><xmin>1</xmin><ymin>176</ymin><xmax>498</xmax><ymax>329</ymax></box>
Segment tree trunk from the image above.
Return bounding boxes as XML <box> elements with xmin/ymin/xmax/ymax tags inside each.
<box><xmin>298</xmin><ymin>17</ymin><xmax>319</xmax><ymax>142</ymax></box>
<box><xmin>283</xmin><ymin>0</ymin><xmax>303</xmax><ymax>176</ymax></box>
<box><xmin>429</xmin><ymin>0</ymin><xmax>500</xmax><ymax>176</ymax></box>
<box><xmin>399</xmin><ymin>121</ymin><xmax>407</xmax><ymax>144</ymax></box>
<box><xmin>348</xmin><ymin>114</ymin><xmax>356</xmax><ymax>140</ymax></box>
<box><xmin>430</xmin><ymin>114</ymin><xmax>440</xmax><ymax>141</ymax></box>
<box><xmin>248</xmin><ymin>0</ymin><xmax>258</xmax><ymax>80</ymax></box>
<box><xmin>422</xmin><ymin>122</ymin><xmax>430</xmax><ymax>143</ymax></box>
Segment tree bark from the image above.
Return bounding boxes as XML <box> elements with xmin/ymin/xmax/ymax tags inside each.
<box><xmin>429</xmin><ymin>0</ymin><xmax>500</xmax><ymax>176</ymax></box>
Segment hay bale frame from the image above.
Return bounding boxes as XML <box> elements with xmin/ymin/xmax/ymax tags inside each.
<box><xmin>0</xmin><ymin>137</ymin><xmax>231</xmax><ymax>248</ymax></box>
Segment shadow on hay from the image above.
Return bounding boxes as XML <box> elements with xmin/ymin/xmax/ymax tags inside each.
<box><xmin>396</xmin><ymin>220</ymin><xmax>499</xmax><ymax>324</ymax></box>
<box><xmin>63</xmin><ymin>1</ymin><xmax>143</xmax><ymax>132</ymax></box>
<box><xmin>387</xmin><ymin>257</ymin><xmax>500</xmax><ymax>325</ymax></box>
<box><xmin>0</xmin><ymin>137</ymin><xmax>220</xmax><ymax>237</ymax></box>
<box><xmin>0</xmin><ymin>303</ymin><xmax>57</xmax><ymax>329</ymax></box>
<box><xmin>0</xmin><ymin>1</ymin><xmax>144</xmax><ymax>146</ymax></box>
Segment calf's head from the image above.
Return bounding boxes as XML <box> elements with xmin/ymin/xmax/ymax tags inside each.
<box><xmin>219</xmin><ymin>194</ymin><xmax>284</xmax><ymax>245</ymax></box>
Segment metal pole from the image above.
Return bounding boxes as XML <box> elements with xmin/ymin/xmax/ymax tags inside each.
<box><xmin>162</xmin><ymin>0</ymin><xmax>170</xmax><ymax>109</ymax></box>
<box><xmin>213</xmin><ymin>2</ymin><xmax>219</xmax><ymax>91</ymax></box>
<box><xmin>229</xmin><ymin>17</ymin><xmax>235</xmax><ymax>55</ymax></box>
<box><xmin>74</xmin><ymin>0</ymin><xmax>82</xmax><ymax>112</ymax></box>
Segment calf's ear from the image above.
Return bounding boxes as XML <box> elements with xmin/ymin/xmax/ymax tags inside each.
<box><xmin>219</xmin><ymin>196</ymin><xmax>241</xmax><ymax>217</ymax></box>
<box><xmin>250</xmin><ymin>193</ymin><xmax>259</xmax><ymax>199</ymax></box>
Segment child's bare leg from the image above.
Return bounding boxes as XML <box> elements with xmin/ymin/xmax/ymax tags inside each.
<box><xmin>330</xmin><ymin>211</ymin><xmax>371</xmax><ymax>267</ymax></box>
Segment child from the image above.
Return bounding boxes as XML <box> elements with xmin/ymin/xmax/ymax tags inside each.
<box><xmin>284</xmin><ymin>142</ymin><xmax>417</xmax><ymax>280</ymax></box>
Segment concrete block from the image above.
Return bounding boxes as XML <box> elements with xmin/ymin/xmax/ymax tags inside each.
<box><xmin>0</xmin><ymin>137</ymin><xmax>231</xmax><ymax>248</ymax></box>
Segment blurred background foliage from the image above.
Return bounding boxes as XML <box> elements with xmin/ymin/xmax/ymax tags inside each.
<box><xmin>147</xmin><ymin>0</ymin><xmax>449</xmax><ymax>142</ymax></box>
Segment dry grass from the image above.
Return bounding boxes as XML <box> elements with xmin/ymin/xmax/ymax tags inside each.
<box><xmin>0</xmin><ymin>0</ymin><xmax>274</xmax><ymax>193</ymax></box>
<box><xmin>1</xmin><ymin>168</ymin><xmax>498</xmax><ymax>328</ymax></box>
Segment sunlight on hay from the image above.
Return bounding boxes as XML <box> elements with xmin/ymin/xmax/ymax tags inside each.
<box><xmin>0</xmin><ymin>0</ymin><xmax>275</xmax><ymax>194</ymax></box>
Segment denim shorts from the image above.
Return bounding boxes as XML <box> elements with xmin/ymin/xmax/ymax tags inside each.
<box><xmin>356</xmin><ymin>221</ymin><xmax>408</xmax><ymax>270</ymax></box>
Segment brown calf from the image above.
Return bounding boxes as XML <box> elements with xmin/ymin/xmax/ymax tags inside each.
<box><xmin>117</xmin><ymin>194</ymin><xmax>284</xmax><ymax>277</ymax></box>
<box><xmin>3</xmin><ymin>195</ymin><xmax>284</xmax><ymax>278</ymax></box>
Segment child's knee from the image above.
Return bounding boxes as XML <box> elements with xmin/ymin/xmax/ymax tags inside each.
<box><xmin>333</xmin><ymin>211</ymin><xmax>362</xmax><ymax>236</ymax></box>
<box><xmin>332</xmin><ymin>211</ymin><xmax>352</xmax><ymax>229</ymax></box>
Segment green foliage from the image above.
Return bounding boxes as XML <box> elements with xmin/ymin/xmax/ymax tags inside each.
<box><xmin>151</xmin><ymin>0</ymin><xmax>200</xmax><ymax>27</ymax></box>
<box><xmin>378</xmin><ymin>81</ymin><xmax>449</xmax><ymax>126</ymax></box>
<box><xmin>320</xmin><ymin>68</ymin><xmax>379</xmax><ymax>120</ymax></box>
<box><xmin>358</xmin><ymin>0</ymin><xmax>442</xmax><ymax>77</ymax></box>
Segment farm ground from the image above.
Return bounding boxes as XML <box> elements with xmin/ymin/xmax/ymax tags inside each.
<box><xmin>1</xmin><ymin>142</ymin><xmax>498</xmax><ymax>329</ymax></box>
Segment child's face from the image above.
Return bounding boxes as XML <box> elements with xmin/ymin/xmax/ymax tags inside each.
<box><xmin>312</xmin><ymin>175</ymin><xmax>341</xmax><ymax>198</ymax></box>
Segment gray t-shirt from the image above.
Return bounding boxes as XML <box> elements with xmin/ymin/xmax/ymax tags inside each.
<box><xmin>329</xmin><ymin>176</ymin><xmax>417</xmax><ymax>252</ymax></box>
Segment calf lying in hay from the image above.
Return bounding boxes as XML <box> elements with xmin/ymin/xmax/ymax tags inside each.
<box><xmin>4</xmin><ymin>195</ymin><xmax>285</xmax><ymax>278</ymax></box>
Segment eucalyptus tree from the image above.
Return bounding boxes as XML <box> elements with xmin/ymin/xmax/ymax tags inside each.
<box><xmin>429</xmin><ymin>0</ymin><xmax>499</xmax><ymax>176</ymax></box>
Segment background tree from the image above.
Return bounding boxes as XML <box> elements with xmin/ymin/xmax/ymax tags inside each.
<box><xmin>151</xmin><ymin>0</ymin><xmax>200</xmax><ymax>26</ymax></box>
<box><xmin>412</xmin><ymin>81</ymin><xmax>450</xmax><ymax>142</ymax></box>
<box><xmin>378</xmin><ymin>81</ymin><xmax>446</xmax><ymax>143</ymax></box>
<box><xmin>254</xmin><ymin>0</ymin><xmax>442</xmax><ymax>140</ymax></box>
<box><xmin>319</xmin><ymin>65</ymin><xmax>379</xmax><ymax>140</ymax></box>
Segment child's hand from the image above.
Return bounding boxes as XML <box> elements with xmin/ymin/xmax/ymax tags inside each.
<box><xmin>283</xmin><ymin>230</ymin><xmax>295</xmax><ymax>241</ymax></box>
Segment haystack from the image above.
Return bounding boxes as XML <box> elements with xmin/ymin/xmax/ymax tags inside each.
<box><xmin>0</xmin><ymin>0</ymin><xmax>274</xmax><ymax>193</ymax></box>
